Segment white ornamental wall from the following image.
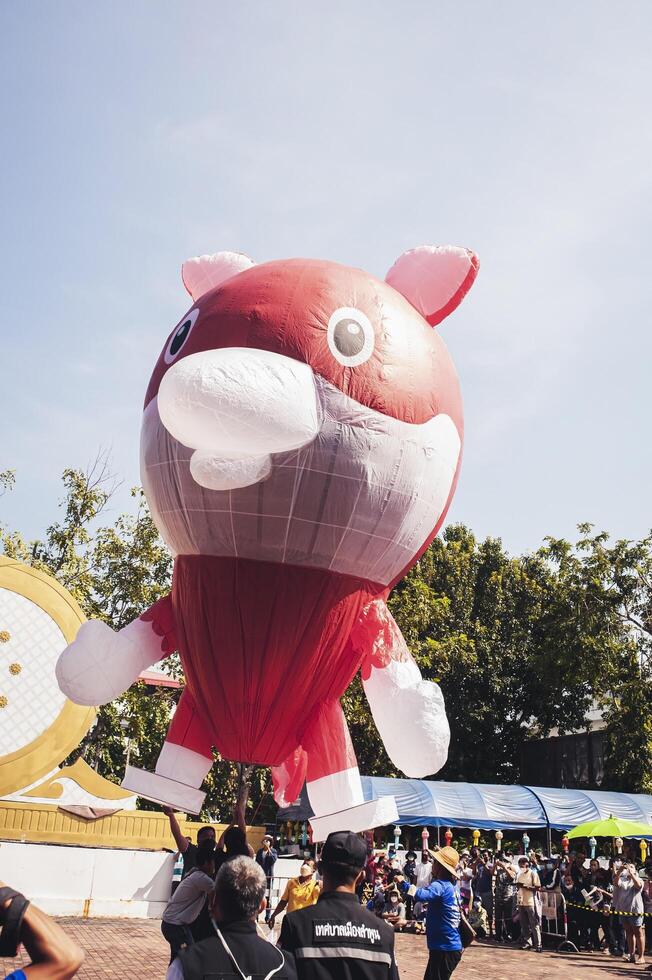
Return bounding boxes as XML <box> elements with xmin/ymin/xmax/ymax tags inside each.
<box><xmin>0</xmin><ymin>841</ymin><xmax>175</xmax><ymax>918</ymax></box>
<box><xmin>0</xmin><ymin>842</ymin><xmax>303</xmax><ymax>919</ymax></box>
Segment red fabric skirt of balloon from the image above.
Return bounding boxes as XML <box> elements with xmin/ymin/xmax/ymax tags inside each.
<box><xmin>171</xmin><ymin>555</ymin><xmax>383</xmax><ymax>766</ymax></box>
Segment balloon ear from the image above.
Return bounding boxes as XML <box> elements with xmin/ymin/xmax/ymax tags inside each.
<box><xmin>386</xmin><ymin>245</ymin><xmax>479</xmax><ymax>327</ymax></box>
<box><xmin>182</xmin><ymin>251</ymin><xmax>255</xmax><ymax>301</ymax></box>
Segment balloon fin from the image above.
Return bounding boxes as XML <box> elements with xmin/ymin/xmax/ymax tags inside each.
<box><xmin>386</xmin><ymin>245</ymin><xmax>478</xmax><ymax>326</ymax></box>
<box><xmin>182</xmin><ymin>251</ymin><xmax>255</xmax><ymax>301</ymax></box>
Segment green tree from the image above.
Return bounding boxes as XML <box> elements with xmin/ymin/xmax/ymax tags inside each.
<box><xmin>388</xmin><ymin>525</ymin><xmax>596</xmax><ymax>783</ymax></box>
<box><xmin>345</xmin><ymin>523</ymin><xmax>652</xmax><ymax>792</ymax></box>
<box><xmin>541</xmin><ymin>526</ymin><xmax>652</xmax><ymax>792</ymax></box>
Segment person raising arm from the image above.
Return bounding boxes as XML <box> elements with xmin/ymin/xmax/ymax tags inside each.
<box><xmin>613</xmin><ymin>861</ymin><xmax>645</xmax><ymax>964</ymax></box>
<box><xmin>162</xmin><ymin>807</ymin><xmax>216</xmax><ymax>876</ymax></box>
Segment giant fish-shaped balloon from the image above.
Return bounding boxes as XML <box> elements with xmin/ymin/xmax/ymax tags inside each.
<box><xmin>56</xmin><ymin>246</ymin><xmax>478</xmax><ymax>838</ymax></box>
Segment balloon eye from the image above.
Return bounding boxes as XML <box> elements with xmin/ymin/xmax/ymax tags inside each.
<box><xmin>170</xmin><ymin>319</ymin><xmax>191</xmax><ymax>355</ymax></box>
<box><xmin>164</xmin><ymin>309</ymin><xmax>200</xmax><ymax>364</ymax></box>
<box><xmin>327</xmin><ymin>307</ymin><xmax>374</xmax><ymax>367</ymax></box>
<box><xmin>333</xmin><ymin>319</ymin><xmax>365</xmax><ymax>357</ymax></box>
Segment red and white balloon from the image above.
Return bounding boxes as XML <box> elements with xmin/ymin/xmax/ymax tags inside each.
<box><xmin>57</xmin><ymin>245</ymin><xmax>478</xmax><ymax>838</ymax></box>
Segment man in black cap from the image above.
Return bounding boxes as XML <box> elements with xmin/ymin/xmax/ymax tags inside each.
<box><xmin>280</xmin><ymin>831</ymin><xmax>399</xmax><ymax>980</ymax></box>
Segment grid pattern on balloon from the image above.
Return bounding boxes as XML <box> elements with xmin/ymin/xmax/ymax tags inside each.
<box><xmin>141</xmin><ymin>377</ymin><xmax>460</xmax><ymax>586</ymax></box>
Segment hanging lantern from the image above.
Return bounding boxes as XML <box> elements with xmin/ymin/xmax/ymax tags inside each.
<box><xmin>589</xmin><ymin>836</ymin><xmax>597</xmax><ymax>859</ymax></box>
<box><xmin>561</xmin><ymin>834</ymin><xmax>570</xmax><ymax>854</ymax></box>
<box><xmin>421</xmin><ymin>827</ymin><xmax>430</xmax><ymax>851</ymax></box>
<box><xmin>444</xmin><ymin>828</ymin><xmax>453</xmax><ymax>846</ymax></box>
<box><xmin>640</xmin><ymin>839</ymin><xmax>648</xmax><ymax>863</ymax></box>
<box><xmin>472</xmin><ymin>829</ymin><xmax>480</xmax><ymax>848</ymax></box>
<box><xmin>615</xmin><ymin>837</ymin><xmax>623</xmax><ymax>855</ymax></box>
<box><xmin>522</xmin><ymin>832</ymin><xmax>530</xmax><ymax>854</ymax></box>
<box><xmin>495</xmin><ymin>829</ymin><xmax>503</xmax><ymax>851</ymax></box>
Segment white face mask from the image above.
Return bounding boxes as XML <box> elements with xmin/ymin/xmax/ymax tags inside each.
<box><xmin>300</xmin><ymin>865</ymin><xmax>312</xmax><ymax>877</ymax></box>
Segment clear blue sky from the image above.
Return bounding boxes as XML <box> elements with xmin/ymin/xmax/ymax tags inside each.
<box><xmin>1</xmin><ymin>1</ymin><xmax>651</xmax><ymax>555</ymax></box>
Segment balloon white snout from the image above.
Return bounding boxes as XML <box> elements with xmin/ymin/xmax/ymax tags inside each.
<box><xmin>157</xmin><ymin>347</ymin><xmax>320</xmax><ymax>491</ymax></box>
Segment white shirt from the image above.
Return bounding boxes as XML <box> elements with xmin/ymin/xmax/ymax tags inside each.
<box><xmin>459</xmin><ymin>867</ymin><xmax>474</xmax><ymax>895</ymax></box>
<box><xmin>416</xmin><ymin>860</ymin><xmax>433</xmax><ymax>887</ymax></box>
<box><xmin>163</xmin><ymin>868</ymin><xmax>215</xmax><ymax>925</ymax></box>
<box><xmin>516</xmin><ymin>869</ymin><xmax>540</xmax><ymax>908</ymax></box>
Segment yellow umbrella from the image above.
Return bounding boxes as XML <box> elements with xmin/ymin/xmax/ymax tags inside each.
<box><xmin>567</xmin><ymin>814</ymin><xmax>652</xmax><ymax>840</ymax></box>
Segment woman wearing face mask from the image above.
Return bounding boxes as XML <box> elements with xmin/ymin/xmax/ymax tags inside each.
<box><xmin>370</xmin><ymin>875</ymin><xmax>388</xmax><ymax>914</ymax></box>
<box><xmin>540</xmin><ymin>858</ymin><xmax>560</xmax><ymax>889</ymax></box>
<box><xmin>580</xmin><ymin>859</ymin><xmax>609</xmax><ymax>951</ymax></box>
<box><xmin>604</xmin><ymin>858</ymin><xmax>626</xmax><ymax>957</ymax></box>
<box><xmin>381</xmin><ymin>889</ymin><xmax>407</xmax><ymax>931</ymax></box>
<box><xmin>613</xmin><ymin>861</ymin><xmax>645</xmax><ymax>964</ymax></box>
<box><xmin>561</xmin><ymin>870</ymin><xmax>586</xmax><ymax>949</ymax></box>
<box><xmin>539</xmin><ymin>857</ymin><xmax>564</xmax><ymax>941</ymax></box>
<box><xmin>268</xmin><ymin>859</ymin><xmax>319</xmax><ymax>930</ymax></box>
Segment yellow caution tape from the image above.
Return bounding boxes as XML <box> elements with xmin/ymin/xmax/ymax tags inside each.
<box><xmin>565</xmin><ymin>900</ymin><xmax>652</xmax><ymax>919</ymax></box>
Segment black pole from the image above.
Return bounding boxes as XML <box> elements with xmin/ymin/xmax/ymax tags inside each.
<box><xmin>520</xmin><ymin>784</ymin><xmax>552</xmax><ymax>853</ymax></box>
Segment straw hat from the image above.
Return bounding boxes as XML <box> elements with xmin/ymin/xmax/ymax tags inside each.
<box><xmin>429</xmin><ymin>845</ymin><xmax>461</xmax><ymax>879</ymax></box>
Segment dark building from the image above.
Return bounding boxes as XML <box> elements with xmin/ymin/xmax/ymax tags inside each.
<box><xmin>521</xmin><ymin>704</ymin><xmax>607</xmax><ymax>789</ymax></box>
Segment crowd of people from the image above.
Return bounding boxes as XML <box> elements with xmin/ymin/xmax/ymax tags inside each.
<box><xmin>369</xmin><ymin>841</ymin><xmax>652</xmax><ymax>966</ymax></box>
<box><xmin>3</xmin><ymin>818</ymin><xmax>652</xmax><ymax>980</ymax></box>
<box><xmin>559</xmin><ymin>852</ymin><xmax>651</xmax><ymax>961</ymax></box>
<box><xmin>345</xmin><ymin>837</ymin><xmax>652</xmax><ymax>975</ymax></box>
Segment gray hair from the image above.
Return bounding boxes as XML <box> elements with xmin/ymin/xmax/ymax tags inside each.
<box><xmin>215</xmin><ymin>856</ymin><xmax>266</xmax><ymax>920</ymax></box>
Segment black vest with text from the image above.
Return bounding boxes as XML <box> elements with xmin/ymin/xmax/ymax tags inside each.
<box><xmin>279</xmin><ymin>891</ymin><xmax>398</xmax><ymax>980</ymax></box>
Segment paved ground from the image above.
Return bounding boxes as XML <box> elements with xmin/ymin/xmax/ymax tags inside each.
<box><xmin>394</xmin><ymin>934</ymin><xmax>647</xmax><ymax>979</ymax></box>
<box><xmin>1</xmin><ymin>918</ymin><xmax>647</xmax><ymax>979</ymax></box>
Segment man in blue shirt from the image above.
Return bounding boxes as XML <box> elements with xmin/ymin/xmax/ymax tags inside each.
<box><xmin>396</xmin><ymin>845</ymin><xmax>463</xmax><ymax>980</ymax></box>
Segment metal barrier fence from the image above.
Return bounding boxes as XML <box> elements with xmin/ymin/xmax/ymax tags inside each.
<box><xmin>540</xmin><ymin>890</ymin><xmax>566</xmax><ymax>941</ymax></box>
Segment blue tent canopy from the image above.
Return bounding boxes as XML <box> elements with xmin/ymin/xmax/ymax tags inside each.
<box><xmin>278</xmin><ymin>777</ymin><xmax>652</xmax><ymax>833</ymax></box>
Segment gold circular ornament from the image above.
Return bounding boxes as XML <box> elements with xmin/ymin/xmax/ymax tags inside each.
<box><xmin>0</xmin><ymin>557</ymin><xmax>95</xmax><ymax>795</ymax></box>
<box><xmin>0</xmin><ymin>630</ymin><xmax>10</xmax><ymax>642</ymax></box>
